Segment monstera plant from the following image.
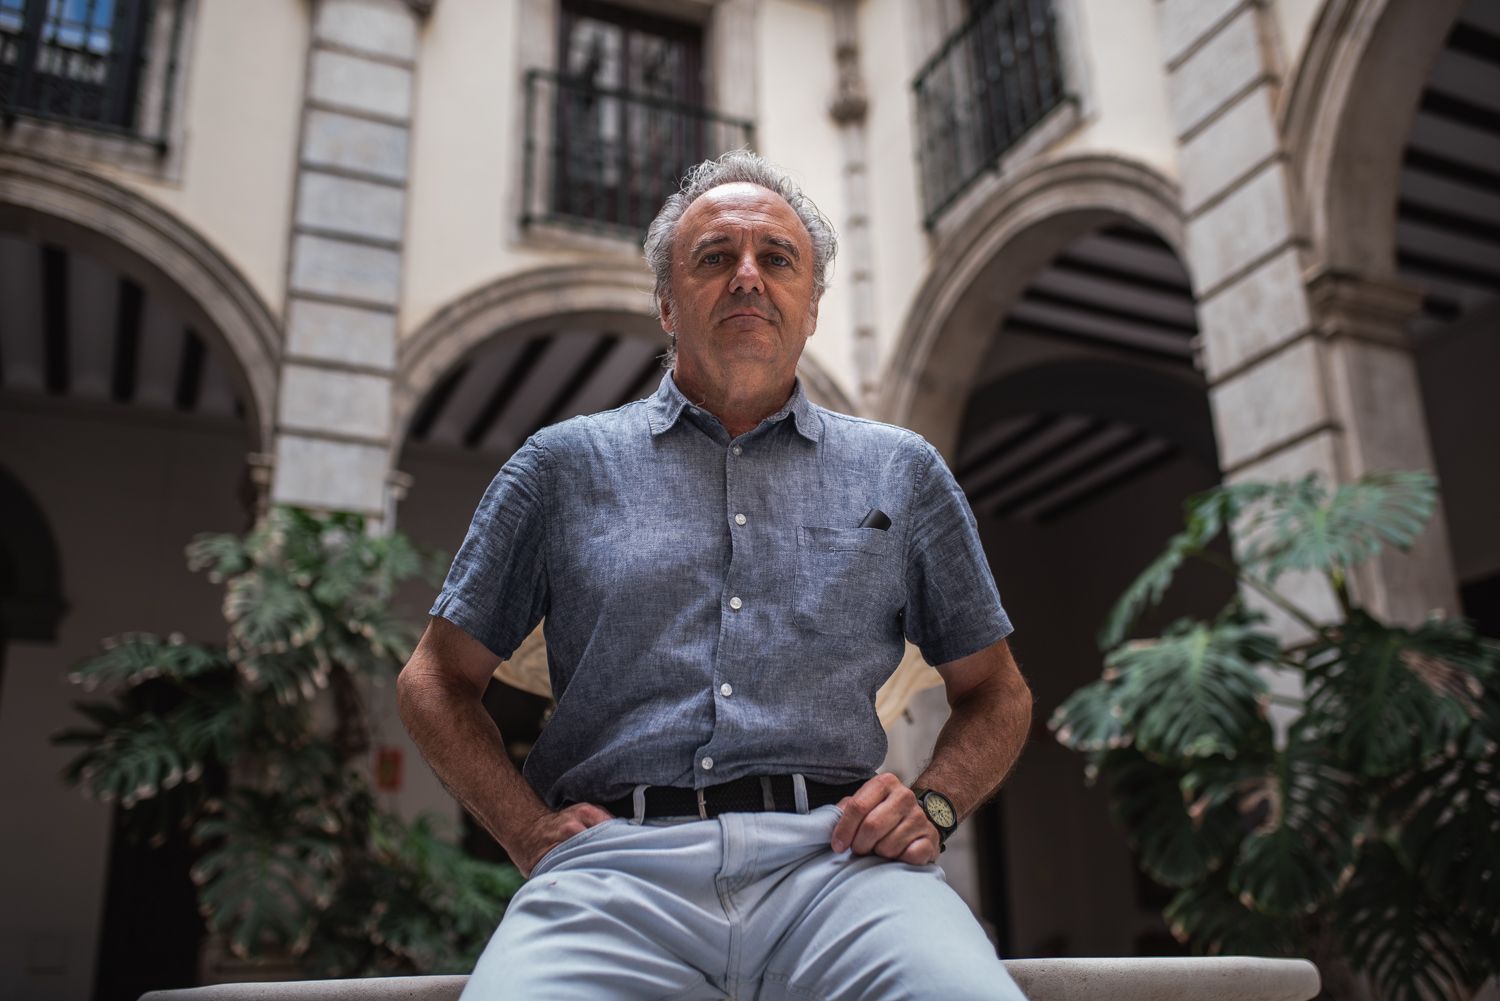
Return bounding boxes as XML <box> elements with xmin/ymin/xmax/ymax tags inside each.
<box><xmin>56</xmin><ymin>507</ymin><xmax>523</xmax><ymax>977</ymax></box>
<box><xmin>1050</xmin><ymin>472</ymin><xmax>1499</xmax><ymax>1001</ymax></box>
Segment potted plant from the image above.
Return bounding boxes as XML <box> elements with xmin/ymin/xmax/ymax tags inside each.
<box><xmin>1049</xmin><ymin>472</ymin><xmax>1499</xmax><ymax>1001</ymax></box>
<box><xmin>57</xmin><ymin>506</ymin><xmax>523</xmax><ymax>978</ymax></box>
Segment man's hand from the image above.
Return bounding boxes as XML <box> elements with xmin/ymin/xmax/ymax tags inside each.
<box><xmin>830</xmin><ymin>772</ymin><xmax>939</xmax><ymax>865</ymax></box>
<box><xmin>512</xmin><ymin>802</ymin><xmax>615</xmax><ymax>877</ymax></box>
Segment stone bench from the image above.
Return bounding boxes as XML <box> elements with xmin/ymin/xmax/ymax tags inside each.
<box><xmin>141</xmin><ymin>956</ymin><xmax>1321</xmax><ymax>1001</ymax></box>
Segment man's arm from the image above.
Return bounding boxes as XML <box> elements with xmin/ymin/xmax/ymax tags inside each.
<box><xmin>396</xmin><ymin>615</ymin><xmax>612</xmax><ymax>876</ymax></box>
<box><xmin>831</xmin><ymin>637</ymin><xmax>1032</xmax><ymax>863</ymax></box>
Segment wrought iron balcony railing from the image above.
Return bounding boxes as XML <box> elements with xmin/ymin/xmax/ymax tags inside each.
<box><xmin>0</xmin><ymin>0</ymin><xmax>185</xmax><ymax>150</ymax></box>
<box><xmin>522</xmin><ymin>68</ymin><xmax>755</xmax><ymax>238</ymax></box>
<box><xmin>913</xmin><ymin>0</ymin><xmax>1069</xmax><ymax>228</ymax></box>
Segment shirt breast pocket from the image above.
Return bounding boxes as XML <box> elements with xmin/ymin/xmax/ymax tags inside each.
<box><xmin>795</xmin><ymin>526</ymin><xmax>896</xmax><ymax>637</ymax></box>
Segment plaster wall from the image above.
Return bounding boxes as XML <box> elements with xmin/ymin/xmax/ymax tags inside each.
<box><xmin>1270</xmin><ymin>0</ymin><xmax>1325</xmax><ymax>83</ymax></box>
<box><xmin>401</xmin><ymin>0</ymin><xmax>609</xmax><ymax>336</ymax></box>
<box><xmin>1048</xmin><ymin>0</ymin><xmax>1177</xmax><ymax>179</ymax></box>
<box><xmin>0</xmin><ymin>403</ymin><xmax>251</xmax><ymax>1001</ymax></box>
<box><xmin>859</xmin><ymin>0</ymin><xmax>928</xmax><ymax>366</ymax></box>
<box><xmin>755</xmin><ymin>0</ymin><xmax>854</xmax><ymax>400</ymax></box>
<box><xmin>102</xmin><ymin>0</ymin><xmax>309</xmax><ymax>319</ymax></box>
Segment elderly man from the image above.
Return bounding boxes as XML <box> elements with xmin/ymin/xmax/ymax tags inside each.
<box><xmin>397</xmin><ymin>151</ymin><xmax>1032</xmax><ymax>1000</ymax></box>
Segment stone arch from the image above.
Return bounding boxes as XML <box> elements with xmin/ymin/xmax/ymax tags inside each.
<box><xmin>880</xmin><ymin>154</ymin><xmax>1186</xmax><ymax>455</ymax></box>
<box><xmin>396</xmin><ymin>261</ymin><xmax>859</xmax><ymax>443</ymax></box>
<box><xmin>0</xmin><ymin>150</ymin><xmax>281</xmax><ymax>450</ymax></box>
<box><xmin>1283</xmin><ymin>0</ymin><xmax>1467</xmax><ymax>279</ymax></box>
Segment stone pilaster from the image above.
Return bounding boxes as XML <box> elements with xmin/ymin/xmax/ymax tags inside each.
<box><xmin>829</xmin><ymin>0</ymin><xmax>878</xmax><ymax>412</ymax></box>
<box><xmin>270</xmin><ymin>0</ymin><xmax>422</xmax><ymax>519</ymax></box>
<box><xmin>1157</xmin><ymin>0</ymin><xmax>1458</xmax><ymax>627</ymax></box>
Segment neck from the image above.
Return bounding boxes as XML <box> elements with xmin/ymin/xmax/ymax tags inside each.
<box><xmin>673</xmin><ymin>370</ymin><xmax>795</xmax><ymax>439</ymax></box>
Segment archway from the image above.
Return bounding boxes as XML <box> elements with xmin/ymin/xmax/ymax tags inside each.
<box><xmin>0</xmin><ymin>154</ymin><xmax>276</xmax><ymax>1000</ymax></box>
<box><xmin>883</xmin><ymin>156</ymin><xmax>1231</xmax><ymax>958</ymax></box>
<box><xmin>1291</xmin><ymin>0</ymin><xmax>1500</xmax><ymax>633</ymax></box>
<box><xmin>0</xmin><ymin>150</ymin><xmax>280</xmax><ymax>448</ymax></box>
<box><xmin>881</xmin><ymin>154</ymin><xmax>1187</xmax><ymax>457</ymax></box>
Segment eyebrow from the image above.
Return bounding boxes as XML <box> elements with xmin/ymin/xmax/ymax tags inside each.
<box><xmin>687</xmin><ymin>233</ymin><xmax>804</xmax><ymax>261</ymax></box>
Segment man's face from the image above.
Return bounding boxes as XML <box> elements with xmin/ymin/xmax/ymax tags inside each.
<box><xmin>660</xmin><ymin>182</ymin><xmax>819</xmax><ymax>403</ymax></box>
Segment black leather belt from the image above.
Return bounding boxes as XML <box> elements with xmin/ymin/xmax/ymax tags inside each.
<box><xmin>602</xmin><ymin>775</ymin><xmax>865</xmax><ymax>820</ymax></box>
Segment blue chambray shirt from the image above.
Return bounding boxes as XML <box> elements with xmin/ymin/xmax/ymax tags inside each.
<box><xmin>431</xmin><ymin>373</ymin><xmax>1013</xmax><ymax>808</ymax></box>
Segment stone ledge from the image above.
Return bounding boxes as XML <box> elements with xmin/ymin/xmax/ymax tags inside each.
<box><xmin>140</xmin><ymin>957</ymin><xmax>1321</xmax><ymax>1001</ymax></box>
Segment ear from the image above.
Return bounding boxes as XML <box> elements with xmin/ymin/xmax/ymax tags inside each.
<box><xmin>658</xmin><ymin>295</ymin><xmax>675</xmax><ymax>337</ymax></box>
<box><xmin>806</xmin><ymin>292</ymin><xmax>821</xmax><ymax>337</ymax></box>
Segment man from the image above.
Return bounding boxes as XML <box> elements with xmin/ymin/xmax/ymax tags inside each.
<box><xmin>397</xmin><ymin>151</ymin><xmax>1032</xmax><ymax>1000</ymax></box>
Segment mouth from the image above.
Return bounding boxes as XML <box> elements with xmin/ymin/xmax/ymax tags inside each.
<box><xmin>722</xmin><ymin>311</ymin><xmax>770</xmax><ymax>322</ymax></box>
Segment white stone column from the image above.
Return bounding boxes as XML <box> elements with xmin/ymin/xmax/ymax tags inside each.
<box><xmin>271</xmin><ymin>0</ymin><xmax>424</xmax><ymax>519</ymax></box>
<box><xmin>1157</xmin><ymin>0</ymin><xmax>1458</xmax><ymax>627</ymax></box>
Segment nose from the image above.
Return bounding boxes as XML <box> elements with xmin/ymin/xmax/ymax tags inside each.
<box><xmin>730</xmin><ymin>252</ymin><xmax>763</xmax><ymax>295</ymax></box>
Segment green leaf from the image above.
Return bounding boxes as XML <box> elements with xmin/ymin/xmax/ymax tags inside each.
<box><xmin>1163</xmin><ymin>875</ymin><xmax>1297</xmax><ymax>956</ymax></box>
<box><xmin>1303</xmin><ymin>612</ymin><xmax>1484</xmax><ymax>776</ymax></box>
<box><xmin>1336</xmin><ymin>840</ymin><xmax>1478</xmax><ymax>1001</ymax></box>
<box><xmin>1099</xmin><ymin>483</ymin><xmax>1271</xmax><ymax>649</ymax></box>
<box><xmin>192</xmin><ymin>790</ymin><xmax>342</xmax><ymax>959</ymax></box>
<box><xmin>186</xmin><ymin>531</ymin><xmax>252</xmax><ymax>580</ymax></box>
<box><xmin>1049</xmin><ymin>679</ymin><xmax>1128</xmax><ymax>754</ymax></box>
<box><xmin>1099</xmin><ymin>750</ymin><xmax>1243</xmax><ymax>888</ymax></box>
<box><xmin>57</xmin><ymin>686</ymin><xmax>242</xmax><ymax>808</ymax></box>
<box><xmin>225</xmin><ymin>573</ymin><xmax>323</xmax><ymax>661</ymax></box>
<box><xmin>68</xmin><ymin>633</ymin><xmax>229</xmax><ymax>690</ymax></box>
<box><xmin>1108</xmin><ymin>615</ymin><xmax>1277</xmax><ymax>761</ymax></box>
<box><xmin>1238</xmin><ymin>472</ymin><xmax>1437</xmax><ymax>585</ymax></box>
<box><xmin>1227</xmin><ymin>728</ymin><xmax>1357</xmax><ymax>917</ymax></box>
<box><xmin>1384</xmin><ymin>754</ymin><xmax>1500</xmax><ymax>963</ymax></box>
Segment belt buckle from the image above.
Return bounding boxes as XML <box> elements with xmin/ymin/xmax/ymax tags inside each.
<box><xmin>697</xmin><ymin>787</ymin><xmax>709</xmax><ymax>820</ymax></box>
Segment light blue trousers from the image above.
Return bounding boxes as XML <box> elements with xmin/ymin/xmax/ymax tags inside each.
<box><xmin>462</xmin><ymin>805</ymin><xmax>1025</xmax><ymax>1000</ymax></box>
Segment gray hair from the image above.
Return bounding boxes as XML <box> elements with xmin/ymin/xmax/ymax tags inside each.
<box><xmin>644</xmin><ymin>151</ymin><xmax>838</xmax><ymax>335</ymax></box>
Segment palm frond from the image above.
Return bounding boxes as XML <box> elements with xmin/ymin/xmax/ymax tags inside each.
<box><xmin>58</xmin><ymin>687</ymin><xmax>241</xmax><ymax>807</ymax></box>
<box><xmin>1162</xmin><ymin>875</ymin><xmax>1297</xmax><ymax>956</ymax></box>
<box><xmin>1099</xmin><ymin>750</ymin><xmax>1243</xmax><ymax>888</ymax></box>
<box><xmin>1108</xmin><ymin>615</ymin><xmax>1278</xmax><ymax>761</ymax></box>
<box><xmin>1303</xmin><ymin>612</ymin><xmax>1483</xmax><ymax>776</ymax></box>
<box><xmin>1336</xmin><ymin>840</ymin><xmax>1478</xmax><ymax>1001</ymax></box>
<box><xmin>68</xmin><ymin>633</ymin><xmax>229</xmax><ymax>690</ymax></box>
<box><xmin>1383</xmin><ymin>754</ymin><xmax>1500</xmax><ymax>966</ymax></box>
<box><xmin>1048</xmin><ymin>679</ymin><xmax>1128</xmax><ymax>754</ymax></box>
<box><xmin>1227</xmin><ymin>727</ymin><xmax>1357</xmax><ymax>917</ymax></box>
<box><xmin>1099</xmin><ymin>483</ymin><xmax>1272</xmax><ymax>649</ymax></box>
<box><xmin>192</xmin><ymin>790</ymin><xmax>342</xmax><ymax>959</ymax></box>
<box><xmin>1239</xmin><ymin>472</ymin><xmax>1437</xmax><ymax>585</ymax></box>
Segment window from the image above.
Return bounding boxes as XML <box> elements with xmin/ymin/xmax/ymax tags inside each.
<box><xmin>913</xmin><ymin>0</ymin><xmax>1070</xmax><ymax>227</ymax></box>
<box><xmin>522</xmin><ymin>0</ymin><xmax>754</xmax><ymax>236</ymax></box>
<box><xmin>0</xmin><ymin>0</ymin><xmax>159</xmax><ymax>137</ymax></box>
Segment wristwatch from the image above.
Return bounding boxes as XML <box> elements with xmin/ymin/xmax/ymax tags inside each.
<box><xmin>911</xmin><ymin>787</ymin><xmax>957</xmax><ymax>852</ymax></box>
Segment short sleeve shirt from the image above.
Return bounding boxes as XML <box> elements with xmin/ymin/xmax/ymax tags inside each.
<box><xmin>432</xmin><ymin>373</ymin><xmax>1013</xmax><ymax>808</ymax></box>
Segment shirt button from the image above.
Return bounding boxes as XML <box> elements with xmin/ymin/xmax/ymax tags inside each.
<box><xmin>731</xmin><ymin>445</ymin><xmax>743</xmax><ymax>456</ymax></box>
<box><xmin>701</xmin><ymin>756</ymin><xmax>714</xmax><ymax>771</ymax></box>
<box><xmin>688</xmin><ymin>407</ymin><xmax>699</xmax><ymax>415</ymax></box>
<box><xmin>720</xmin><ymin>683</ymin><xmax>733</xmax><ymax>697</ymax></box>
<box><xmin>729</xmin><ymin>596</ymin><xmax>743</xmax><ymax>610</ymax></box>
<box><xmin>734</xmin><ymin>513</ymin><xmax>746</xmax><ymax>526</ymax></box>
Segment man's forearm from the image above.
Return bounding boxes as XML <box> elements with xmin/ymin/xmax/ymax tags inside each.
<box><xmin>396</xmin><ymin>663</ymin><xmax>548</xmax><ymax>855</ymax></box>
<box><xmin>913</xmin><ymin>667</ymin><xmax>1033</xmax><ymax>820</ymax></box>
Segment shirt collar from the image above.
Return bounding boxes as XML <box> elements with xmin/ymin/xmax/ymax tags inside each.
<box><xmin>646</xmin><ymin>371</ymin><xmax>823</xmax><ymax>443</ymax></box>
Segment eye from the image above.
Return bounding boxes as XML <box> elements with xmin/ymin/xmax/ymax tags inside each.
<box><xmin>768</xmin><ymin>254</ymin><xmax>791</xmax><ymax>267</ymax></box>
<box><xmin>701</xmin><ymin>252</ymin><xmax>725</xmax><ymax>266</ymax></box>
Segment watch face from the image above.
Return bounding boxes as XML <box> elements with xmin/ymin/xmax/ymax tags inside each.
<box><xmin>923</xmin><ymin>792</ymin><xmax>956</xmax><ymax>829</ymax></box>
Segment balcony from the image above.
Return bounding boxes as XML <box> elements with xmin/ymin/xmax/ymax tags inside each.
<box><xmin>521</xmin><ymin>68</ymin><xmax>755</xmax><ymax>238</ymax></box>
<box><xmin>913</xmin><ymin>0</ymin><xmax>1070</xmax><ymax>228</ymax></box>
<box><xmin>0</xmin><ymin>0</ymin><xmax>185</xmax><ymax>150</ymax></box>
